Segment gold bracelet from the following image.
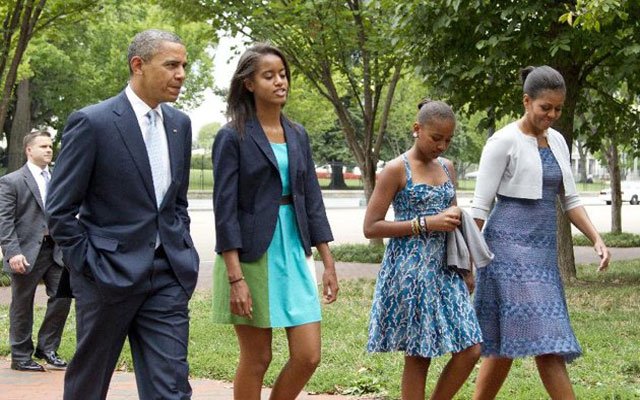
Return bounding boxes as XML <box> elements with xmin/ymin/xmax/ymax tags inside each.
<box><xmin>411</xmin><ymin>217</ymin><xmax>420</xmax><ymax>235</ymax></box>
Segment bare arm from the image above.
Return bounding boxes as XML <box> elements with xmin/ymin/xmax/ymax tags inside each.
<box><xmin>222</xmin><ymin>249</ymin><xmax>253</xmax><ymax>319</ymax></box>
<box><xmin>444</xmin><ymin>158</ymin><xmax>458</xmax><ymax>206</ymax></box>
<box><xmin>363</xmin><ymin>158</ymin><xmax>461</xmax><ymax>239</ymax></box>
<box><xmin>316</xmin><ymin>242</ymin><xmax>338</xmax><ymax>303</ymax></box>
<box><xmin>363</xmin><ymin>159</ymin><xmax>413</xmax><ymax>238</ymax></box>
<box><xmin>566</xmin><ymin>206</ymin><xmax>610</xmax><ymax>271</ymax></box>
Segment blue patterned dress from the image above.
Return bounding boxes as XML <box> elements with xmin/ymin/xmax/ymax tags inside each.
<box><xmin>368</xmin><ymin>156</ymin><xmax>483</xmax><ymax>358</ymax></box>
<box><xmin>474</xmin><ymin>147</ymin><xmax>582</xmax><ymax>362</ymax></box>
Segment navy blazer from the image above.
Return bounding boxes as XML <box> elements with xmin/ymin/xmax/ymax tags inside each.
<box><xmin>46</xmin><ymin>90</ymin><xmax>199</xmax><ymax>301</ymax></box>
<box><xmin>212</xmin><ymin>117</ymin><xmax>333</xmax><ymax>262</ymax></box>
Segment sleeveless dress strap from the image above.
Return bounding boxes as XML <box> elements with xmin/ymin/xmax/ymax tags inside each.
<box><xmin>402</xmin><ymin>154</ymin><xmax>413</xmax><ymax>187</ymax></box>
<box><xmin>437</xmin><ymin>157</ymin><xmax>452</xmax><ymax>181</ymax></box>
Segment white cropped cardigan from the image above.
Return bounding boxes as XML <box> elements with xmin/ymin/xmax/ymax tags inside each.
<box><xmin>471</xmin><ymin>122</ymin><xmax>582</xmax><ymax>221</ymax></box>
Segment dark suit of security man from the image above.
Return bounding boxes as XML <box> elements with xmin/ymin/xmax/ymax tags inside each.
<box><xmin>0</xmin><ymin>131</ymin><xmax>71</xmax><ymax>372</ymax></box>
<box><xmin>46</xmin><ymin>30</ymin><xmax>199</xmax><ymax>400</ymax></box>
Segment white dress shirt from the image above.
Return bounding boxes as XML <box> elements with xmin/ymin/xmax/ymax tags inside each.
<box><xmin>124</xmin><ymin>84</ymin><xmax>172</xmax><ymax>201</ymax></box>
<box><xmin>26</xmin><ymin>161</ymin><xmax>50</xmax><ymax>207</ymax></box>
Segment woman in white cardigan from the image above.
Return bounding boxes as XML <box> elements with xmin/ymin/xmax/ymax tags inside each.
<box><xmin>471</xmin><ymin>66</ymin><xmax>610</xmax><ymax>400</ymax></box>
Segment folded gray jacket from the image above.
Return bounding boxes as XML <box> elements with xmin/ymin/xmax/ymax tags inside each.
<box><xmin>446</xmin><ymin>208</ymin><xmax>494</xmax><ymax>272</ymax></box>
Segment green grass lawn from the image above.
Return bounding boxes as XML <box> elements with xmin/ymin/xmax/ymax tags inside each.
<box><xmin>189</xmin><ymin>169</ymin><xmax>214</xmax><ymax>191</ymax></box>
<box><xmin>573</xmin><ymin>232</ymin><xmax>640</xmax><ymax>247</ymax></box>
<box><xmin>1</xmin><ymin>260</ymin><xmax>639</xmax><ymax>398</ymax></box>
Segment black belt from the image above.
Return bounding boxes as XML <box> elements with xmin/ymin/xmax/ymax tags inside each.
<box><xmin>280</xmin><ymin>195</ymin><xmax>293</xmax><ymax>205</ymax></box>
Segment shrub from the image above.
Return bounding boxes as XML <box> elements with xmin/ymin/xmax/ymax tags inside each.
<box><xmin>191</xmin><ymin>153</ymin><xmax>213</xmax><ymax>170</ymax></box>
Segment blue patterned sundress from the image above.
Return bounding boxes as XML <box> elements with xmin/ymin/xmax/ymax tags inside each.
<box><xmin>474</xmin><ymin>147</ymin><xmax>582</xmax><ymax>362</ymax></box>
<box><xmin>368</xmin><ymin>155</ymin><xmax>483</xmax><ymax>358</ymax></box>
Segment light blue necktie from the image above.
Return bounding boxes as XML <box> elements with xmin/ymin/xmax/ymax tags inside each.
<box><xmin>41</xmin><ymin>170</ymin><xmax>50</xmax><ymax>190</ymax></box>
<box><xmin>41</xmin><ymin>170</ymin><xmax>50</xmax><ymax>234</ymax></box>
<box><xmin>145</xmin><ymin>110</ymin><xmax>168</xmax><ymax>208</ymax></box>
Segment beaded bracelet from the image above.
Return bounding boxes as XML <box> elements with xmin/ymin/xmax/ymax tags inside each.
<box><xmin>419</xmin><ymin>216</ymin><xmax>429</xmax><ymax>233</ymax></box>
<box><xmin>410</xmin><ymin>216</ymin><xmax>429</xmax><ymax>235</ymax></box>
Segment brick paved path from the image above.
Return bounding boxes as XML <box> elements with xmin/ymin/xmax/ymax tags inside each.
<box><xmin>0</xmin><ymin>359</ymin><xmax>355</xmax><ymax>399</ymax></box>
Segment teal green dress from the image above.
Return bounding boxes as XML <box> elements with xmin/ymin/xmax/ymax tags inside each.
<box><xmin>212</xmin><ymin>142</ymin><xmax>322</xmax><ymax>328</ymax></box>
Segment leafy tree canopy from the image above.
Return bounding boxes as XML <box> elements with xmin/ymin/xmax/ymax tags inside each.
<box><xmin>27</xmin><ymin>0</ymin><xmax>216</xmax><ymax>133</ymax></box>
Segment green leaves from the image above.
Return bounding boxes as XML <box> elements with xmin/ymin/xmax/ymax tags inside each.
<box><xmin>26</xmin><ymin>0</ymin><xmax>216</xmax><ymax>132</ymax></box>
<box><xmin>550</xmin><ymin>38</ymin><xmax>572</xmax><ymax>57</ymax></box>
<box><xmin>559</xmin><ymin>0</ymin><xmax>630</xmax><ymax>31</ymax></box>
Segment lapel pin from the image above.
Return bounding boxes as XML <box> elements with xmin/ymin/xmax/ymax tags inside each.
<box><xmin>172</xmin><ymin>128</ymin><xmax>177</xmax><ymax>134</ymax></box>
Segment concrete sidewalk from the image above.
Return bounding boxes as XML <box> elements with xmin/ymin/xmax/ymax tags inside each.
<box><xmin>0</xmin><ymin>359</ymin><xmax>353</xmax><ymax>399</ymax></box>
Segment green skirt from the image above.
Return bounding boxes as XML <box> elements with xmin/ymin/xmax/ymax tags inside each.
<box><xmin>212</xmin><ymin>204</ymin><xmax>322</xmax><ymax>328</ymax></box>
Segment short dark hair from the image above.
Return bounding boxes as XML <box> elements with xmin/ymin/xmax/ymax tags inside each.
<box><xmin>226</xmin><ymin>42</ymin><xmax>292</xmax><ymax>137</ymax></box>
<box><xmin>416</xmin><ymin>98</ymin><xmax>456</xmax><ymax>127</ymax></box>
<box><xmin>520</xmin><ymin>65</ymin><xmax>566</xmax><ymax>99</ymax></box>
<box><xmin>127</xmin><ymin>29</ymin><xmax>183</xmax><ymax>75</ymax></box>
<box><xmin>23</xmin><ymin>131</ymin><xmax>52</xmax><ymax>152</ymax></box>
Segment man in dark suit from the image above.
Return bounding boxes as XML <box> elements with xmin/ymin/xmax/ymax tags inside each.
<box><xmin>0</xmin><ymin>131</ymin><xmax>71</xmax><ymax>371</ymax></box>
<box><xmin>46</xmin><ymin>29</ymin><xmax>199</xmax><ymax>400</ymax></box>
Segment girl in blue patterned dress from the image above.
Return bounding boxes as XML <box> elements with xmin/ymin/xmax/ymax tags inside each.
<box><xmin>364</xmin><ymin>99</ymin><xmax>483</xmax><ymax>400</ymax></box>
<box><xmin>471</xmin><ymin>66</ymin><xmax>610</xmax><ymax>400</ymax></box>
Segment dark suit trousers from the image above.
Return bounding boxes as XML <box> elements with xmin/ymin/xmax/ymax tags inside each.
<box><xmin>10</xmin><ymin>240</ymin><xmax>71</xmax><ymax>361</ymax></box>
<box><xmin>63</xmin><ymin>248</ymin><xmax>191</xmax><ymax>400</ymax></box>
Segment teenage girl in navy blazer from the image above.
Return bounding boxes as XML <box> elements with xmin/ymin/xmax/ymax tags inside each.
<box><xmin>212</xmin><ymin>42</ymin><xmax>338</xmax><ymax>400</ymax></box>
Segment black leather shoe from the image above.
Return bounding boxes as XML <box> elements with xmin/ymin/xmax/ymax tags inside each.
<box><xmin>34</xmin><ymin>349</ymin><xmax>67</xmax><ymax>369</ymax></box>
<box><xmin>11</xmin><ymin>359</ymin><xmax>45</xmax><ymax>372</ymax></box>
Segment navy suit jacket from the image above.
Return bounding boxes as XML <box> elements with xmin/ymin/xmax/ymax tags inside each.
<box><xmin>212</xmin><ymin>117</ymin><xmax>333</xmax><ymax>262</ymax></box>
<box><xmin>46</xmin><ymin>90</ymin><xmax>199</xmax><ymax>301</ymax></box>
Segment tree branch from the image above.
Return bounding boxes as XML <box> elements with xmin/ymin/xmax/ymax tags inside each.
<box><xmin>373</xmin><ymin>61</ymin><xmax>403</xmax><ymax>158</ymax></box>
<box><xmin>0</xmin><ymin>0</ymin><xmax>25</xmax><ymax>82</ymax></box>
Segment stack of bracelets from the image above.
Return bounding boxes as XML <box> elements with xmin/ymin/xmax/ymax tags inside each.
<box><xmin>410</xmin><ymin>216</ymin><xmax>428</xmax><ymax>235</ymax></box>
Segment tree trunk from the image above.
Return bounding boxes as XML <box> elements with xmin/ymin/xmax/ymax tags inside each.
<box><xmin>7</xmin><ymin>78</ymin><xmax>30</xmax><ymax>173</ymax></box>
<box><xmin>0</xmin><ymin>0</ymin><xmax>46</xmax><ymax>149</ymax></box>
<box><xmin>552</xmin><ymin>64</ymin><xmax>580</xmax><ymax>281</ymax></box>
<box><xmin>0</xmin><ymin>1</ymin><xmax>25</xmax><ymax>82</ymax></box>
<box><xmin>362</xmin><ymin>156</ymin><xmax>376</xmax><ymax>203</ymax></box>
<box><xmin>328</xmin><ymin>161</ymin><xmax>347</xmax><ymax>189</ymax></box>
<box><xmin>361</xmin><ymin>156</ymin><xmax>382</xmax><ymax>246</ymax></box>
<box><xmin>576</xmin><ymin>141</ymin><xmax>588</xmax><ymax>183</ymax></box>
<box><xmin>487</xmin><ymin>75</ymin><xmax>496</xmax><ymax>137</ymax></box>
<box><xmin>603</xmin><ymin>139</ymin><xmax>622</xmax><ymax>233</ymax></box>
<box><xmin>556</xmin><ymin>202</ymin><xmax>576</xmax><ymax>282</ymax></box>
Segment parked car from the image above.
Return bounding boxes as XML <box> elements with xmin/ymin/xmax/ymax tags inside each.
<box><xmin>599</xmin><ymin>181</ymin><xmax>640</xmax><ymax>205</ymax></box>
